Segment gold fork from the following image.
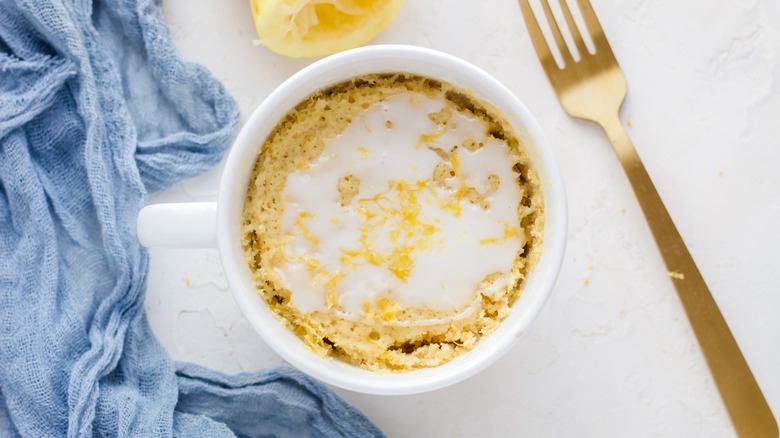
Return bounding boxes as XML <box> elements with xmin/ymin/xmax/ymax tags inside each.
<box><xmin>517</xmin><ymin>1</ymin><xmax>778</xmax><ymax>436</ymax></box>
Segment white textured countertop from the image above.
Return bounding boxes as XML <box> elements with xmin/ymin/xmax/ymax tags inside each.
<box><xmin>145</xmin><ymin>1</ymin><xmax>780</xmax><ymax>436</ymax></box>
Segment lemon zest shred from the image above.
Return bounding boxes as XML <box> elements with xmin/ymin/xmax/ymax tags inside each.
<box><xmin>362</xmin><ymin>301</ymin><xmax>377</xmax><ymax>323</ymax></box>
<box><xmin>480</xmin><ymin>221</ymin><xmax>520</xmax><ymax>245</ymax></box>
<box><xmin>356</xmin><ymin>146</ymin><xmax>370</xmax><ymax>159</ymax></box>
<box><xmin>279</xmin><ymin>235</ymin><xmax>305</xmax><ymax>263</ymax></box>
<box><xmin>376</xmin><ymin>296</ymin><xmax>402</xmax><ymax>323</ymax></box>
<box><xmin>361</xmin><ymin>118</ymin><xmax>372</xmax><ymax>134</ymax></box>
<box><xmin>294</xmin><ymin>213</ymin><xmax>319</xmax><ymax>245</ymax></box>
<box><xmin>324</xmin><ymin>270</ymin><xmax>344</xmax><ymax>309</ymax></box>
<box><xmin>304</xmin><ymin>258</ymin><xmax>320</xmax><ymax>271</ymax></box>
<box><xmin>414</xmin><ymin>128</ymin><xmax>446</xmax><ymax>149</ymax></box>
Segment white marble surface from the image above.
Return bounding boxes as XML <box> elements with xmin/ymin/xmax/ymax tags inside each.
<box><xmin>145</xmin><ymin>0</ymin><xmax>780</xmax><ymax>436</ymax></box>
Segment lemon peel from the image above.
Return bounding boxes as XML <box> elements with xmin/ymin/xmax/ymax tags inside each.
<box><xmin>250</xmin><ymin>0</ymin><xmax>406</xmax><ymax>58</ymax></box>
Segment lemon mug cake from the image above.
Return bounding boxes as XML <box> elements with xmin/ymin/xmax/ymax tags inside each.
<box><xmin>241</xmin><ymin>73</ymin><xmax>544</xmax><ymax>372</ymax></box>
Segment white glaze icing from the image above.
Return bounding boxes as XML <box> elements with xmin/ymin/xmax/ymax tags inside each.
<box><xmin>275</xmin><ymin>92</ymin><xmax>524</xmax><ymax>320</ymax></box>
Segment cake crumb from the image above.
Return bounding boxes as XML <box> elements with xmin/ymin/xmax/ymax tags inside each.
<box><xmin>338</xmin><ymin>174</ymin><xmax>359</xmax><ymax>206</ymax></box>
<box><xmin>427</xmin><ymin>107</ymin><xmax>452</xmax><ymax>125</ymax></box>
<box><xmin>185</xmin><ymin>278</ymin><xmax>191</xmax><ymax>288</ymax></box>
<box><xmin>486</xmin><ymin>174</ymin><xmax>500</xmax><ymax>192</ymax></box>
<box><xmin>587</xmin><ymin>264</ymin><xmax>593</xmax><ymax>270</ymax></box>
<box><xmin>462</xmin><ymin>138</ymin><xmax>483</xmax><ymax>152</ymax></box>
<box><xmin>433</xmin><ymin>162</ymin><xmax>454</xmax><ymax>185</ymax></box>
<box><xmin>718</xmin><ymin>169</ymin><xmax>723</xmax><ymax>175</ymax></box>
<box><xmin>583</xmin><ymin>278</ymin><xmax>589</xmax><ymax>285</ymax></box>
<box><xmin>668</xmin><ymin>271</ymin><xmax>685</xmax><ymax>280</ymax></box>
<box><xmin>621</xmin><ymin>209</ymin><xmax>626</xmax><ymax>214</ymax></box>
<box><xmin>631</xmin><ymin>192</ymin><xmax>636</xmax><ymax>198</ymax></box>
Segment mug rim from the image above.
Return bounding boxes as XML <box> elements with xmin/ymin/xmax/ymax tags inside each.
<box><xmin>217</xmin><ymin>44</ymin><xmax>567</xmax><ymax>394</ymax></box>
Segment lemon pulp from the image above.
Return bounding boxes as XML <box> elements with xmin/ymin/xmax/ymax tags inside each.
<box><xmin>251</xmin><ymin>0</ymin><xmax>405</xmax><ymax>58</ymax></box>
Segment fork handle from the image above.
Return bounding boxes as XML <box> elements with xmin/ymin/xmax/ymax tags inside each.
<box><xmin>601</xmin><ymin>116</ymin><xmax>777</xmax><ymax>438</ymax></box>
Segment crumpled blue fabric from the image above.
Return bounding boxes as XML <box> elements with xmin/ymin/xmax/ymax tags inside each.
<box><xmin>0</xmin><ymin>0</ymin><xmax>383</xmax><ymax>437</ymax></box>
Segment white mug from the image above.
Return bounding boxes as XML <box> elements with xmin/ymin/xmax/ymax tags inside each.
<box><xmin>137</xmin><ymin>45</ymin><xmax>567</xmax><ymax>395</ymax></box>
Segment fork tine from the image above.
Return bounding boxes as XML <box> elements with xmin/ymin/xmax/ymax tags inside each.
<box><xmin>574</xmin><ymin>0</ymin><xmax>611</xmax><ymax>54</ymax></box>
<box><xmin>538</xmin><ymin>0</ymin><xmax>574</xmax><ymax>66</ymax></box>
<box><xmin>518</xmin><ymin>0</ymin><xmax>559</xmax><ymax>72</ymax></box>
<box><xmin>557</xmin><ymin>0</ymin><xmax>589</xmax><ymax>56</ymax></box>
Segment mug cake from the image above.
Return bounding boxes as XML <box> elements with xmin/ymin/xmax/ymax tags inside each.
<box><xmin>241</xmin><ymin>73</ymin><xmax>544</xmax><ymax>372</ymax></box>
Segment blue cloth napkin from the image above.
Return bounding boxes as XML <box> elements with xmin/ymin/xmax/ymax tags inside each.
<box><xmin>0</xmin><ymin>0</ymin><xmax>384</xmax><ymax>436</ymax></box>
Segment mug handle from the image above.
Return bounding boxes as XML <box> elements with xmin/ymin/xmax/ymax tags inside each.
<box><xmin>137</xmin><ymin>202</ymin><xmax>217</xmax><ymax>248</ymax></box>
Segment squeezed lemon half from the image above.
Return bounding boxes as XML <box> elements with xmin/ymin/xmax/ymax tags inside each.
<box><xmin>250</xmin><ymin>0</ymin><xmax>405</xmax><ymax>58</ymax></box>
